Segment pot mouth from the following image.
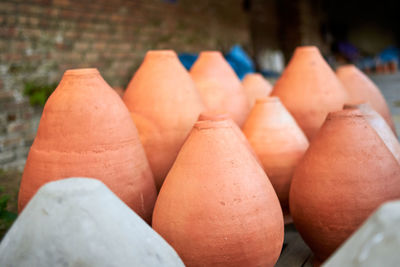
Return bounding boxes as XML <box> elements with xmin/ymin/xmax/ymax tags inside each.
<box><xmin>295</xmin><ymin>46</ymin><xmax>319</xmax><ymax>53</ymax></box>
<box><xmin>336</xmin><ymin>64</ymin><xmax>356</xmax><ymax>73</ymax></box>
<box><xmin>255</xmin><ymin>96</ymin><xmax>279</xmax><ymax>104</ymax></box>
<box><xmin>146</xmin><ymin>50</ymin><xmax>177</xmax><ymax>58</ymax></box>
<box><xmin>343</xmin><ymin>103</ymin><xmax>360</xmax><ymax>110</ymax></box>
<box><xmin>64</xmin><ymin>68</ymin><xmax>99</xmax><ymax>76</ymax></box>
<box><xmin>194</xmin><ymin>119</ymin><xmax>232</xmax><ymax>130</ymax></box>
<box><xmin>199</xmin><ymin>50</ymin><xmax>223</xmax><ymax>58</ymax></box>
<box><xmin>344</xmin><ymin>102</ymin><xmax>371</xmax><ymax>109</ymax></box>
<box><xmin>327</xmin><ymin>108</ymin><xmax>364</xmax><ymax>119</ymax></box>
<box><xmin>245</xmin><ymin>73</ymin><xmax>263</xmax><ymax>79</ymax></box>
<box><xmin>198</xmin><ymin>110</ymin><xmax>230</xmax><ymax>122</ymax></box>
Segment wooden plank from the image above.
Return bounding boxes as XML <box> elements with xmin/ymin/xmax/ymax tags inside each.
<box><xmin>276</xmin><ymin>224</ymin><xmax>313</xmax><ymax>267</ymax></box>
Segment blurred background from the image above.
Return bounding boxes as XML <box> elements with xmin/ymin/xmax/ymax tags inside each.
<box><xmin>1</xmin><ymin>0</ymin><xmax>400</xmax><ymax>236</ymax></box>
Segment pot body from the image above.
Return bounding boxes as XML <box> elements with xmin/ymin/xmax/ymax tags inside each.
<box><xmin>190</xmin><ymin>51</ymin><xmax>250</xmax><ymax>126</ymax></box>
<box><xmin>243</xmin><ymin>97</ymin><xmax>309</xmax><ymax>212</ymax></box>
<box><xmin>272</xmin><ymin>46</ymin><xmax>348</xmax><ymax>140</ymax></box>
<box><xmin>19</xmin><ymin>69</ymin><xmax>157</xmax><ymax>223</ymax></box>
<box><xmin>242</xmin><ymin>73</ymin><xmax>272</xmax><ymax>108</ymax></box>
<box><xmin>123</xmin><ymin>50</ymin><xmax>205</xmax><ymax>190</ymax></box>
<box><xmin>153</xmin><ymin>119</ymin><xmax>284</xmax><ymax>267</ymax></box>
<box><xmin>290</xmin><ymin>108</ymin><xmax>400</xmax><ymax>262</ymax></box>
<box><xmin>337</xmin><ymin>64</ymin><xmax>396</xmax><ymax>134</ymax></box>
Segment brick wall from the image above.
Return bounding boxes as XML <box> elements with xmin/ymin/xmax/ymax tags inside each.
<box><xmin>0</xmin><ymin>0</ymin><xmax>250</xmax><ymax>170</ymax></box>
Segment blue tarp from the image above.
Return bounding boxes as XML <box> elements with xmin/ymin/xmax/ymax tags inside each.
<box><xmin>178</xmin><ymin>44</ymin><xmax>255</xmax><ymax>80</ymax></box>
<box><xmin>225</xmin><ymin>45</ymin><xmax>255</xmax><ymax>79</ymax></box>
<box><xmin>378</xmin><ymin>46</ymin><xmax>399</xmax><ymax>63</ymax></box>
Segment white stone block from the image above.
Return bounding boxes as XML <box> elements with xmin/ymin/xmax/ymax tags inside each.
<box><xmin>323</xmin><ymin>200</ymin><xmax>400</xmax><ymax>267</ymax></box>
<box><xmin>0</xmin><ymin>177</ymin><xmax>184</xmax><ymax>267</ymax></box>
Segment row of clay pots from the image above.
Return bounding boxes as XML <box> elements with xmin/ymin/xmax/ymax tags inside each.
<box><xmin>17</xmin><ymin>46</ymin><xmax>399</xmax><ymax>266</ymax></box>
<box><xmin>16</xmin><ymin>52</ymin><xmax>283</xmax><ymax>266</ymax></box>
<box><xmin>272</xmin><ymin>46</ymin><xmax>396</xmax><ymax>140</ymax></box>
<box><xmin>267</xmin><ymin>45</ymin><xmax>400</xmax><ymax>264</ymax></box>
<box><xmin>122</xmin><ymin>50</ymin><xmax>272</xmax><ymax>192</ymax></box>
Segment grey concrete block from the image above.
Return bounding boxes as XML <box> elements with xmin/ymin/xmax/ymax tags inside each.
<box><xmin>323</xmin><ymin>201</ymin><xmax>400</xmax><ymax>267</ymax></box>
<box><xmin>0</xmin><ymin>177</ymin><xmax>185</xmax><ymax>267</ymax></box>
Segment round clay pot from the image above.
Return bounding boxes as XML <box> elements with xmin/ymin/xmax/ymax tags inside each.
<box><xmin>190</xmin><ymin>51</ymin><xmax>250</xmax><ymax>126</ymax></box>
<box><xmin>271</xmin><ymin>46</ymin><xmax>348</xmax><ymax>140</ymax></box>
<box><xmin>123</xmin><ymin>50</ymin><xmax>205</xmax><ymax>190</ymax></box>
<box><xmin>344</xmin><ymin>103</ymin><xmax>400</xmax><ymax>163</ymax></box>
<box><xmin>242</xmin><ymin>73</ymin><xmax>272</xmax><ymax>108</ymax></box>
<box><xmin>242</xmin><ymin>97</ymin><xmax>309</xmax><ymax>215</ymax></box>
<box><xmin>336</xmin><ymin>64</ymin><xmax>396</xmax><ymax>134</ymax></box>
<box><xmin>289</xmin><ymin>108</ymin><xmax>400</xmax><ymax>263</ymax></box>
<box><xmin>19</xmin><ymin>68</ymin><xmax>157</xmax><ymax>223</ymax></box>
<box><xmin>152</xmin><ymin>119</ymin><xmax>284</xmax><ymax>267</ymax></box>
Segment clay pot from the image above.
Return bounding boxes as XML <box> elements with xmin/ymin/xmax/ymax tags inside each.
<box><xmin>242</xmin><ymin>97</ymin><xmax>309</xmax><ymax>215</ymax></box>
<box><xmin>123</xmin><ymin>50</ymin><xmax>205</xmax><ymax>190</ymax></box>
<box><xmin>190</xmin><ymin>51</ymin><xmax>250</xmax><ymax>126</ymax></box>
<box><xmin>290</xmin><ymin>108</ymin><xmax>400</xmax><ymax>263</ymax></box>
<box><xmin>152</xmin><ymin>119</ymin><xmax>284</xmax><ymax>267</ymax></box>
<box><xmin>19</xmin><ymin>68</ymin><xmax>156</xmax><ymax>223</ymax></box>
<box><xmin>336</xmin><ymin>64</ymin><xmax>396</xmax><ymax>134</ymax></box>
<box><xmin>2</xmin><ymin>178</ymin><xmax>184</xmax><ymax>267</ymax></box>
<box><xmin>271</xmin><ymin>46</ymin><xmax>348</xmax><ymax>140</ymax></box>
<box><xmin>344</xmin><ymin>103</ymin><xmax>400</xmax><ymax>163</ymax></box>
<box><xmin>242</xmin><ymin>73</ymin><xmax>272</xmax><ymax>108</ymax></box>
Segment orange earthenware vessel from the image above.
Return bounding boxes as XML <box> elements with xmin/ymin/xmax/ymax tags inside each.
<box><xmin>272</xmin><ymin>46</ymin><xmax>348</xmax><ymax>140</ymax></box>
<box><xmin>242</xmin><ymin>97</ymin><xmax>309</xmax><ymax>215</ymax></box>
<box><xmin>290</xmin><ymin>108</ymin><xmax>400</xmax><ymax>263</ymax></box>
<box><xmin>190</xmin><ymin>51</ymin><xmax>250</xmax><ymax>126</ymax></box>
<box><xmin>242</xmin><ymin>73</ymin><xmax>272</xmax><ymax>108</ymax></box>
<box><xmin>336</xmin><ymin>64</ymin><xmax>396</xmax><ymax>133</ymax></box>
<box><xmin>152</xmin><ymin>119</ymin><xmax>284</xmax><ymax>267</ymax></box>
<box><xmin>123</xmin><ymin>50</ymin><xmax>205</xmax><ymax>190</ymax></box>
<box><xmin>19</xmin><ymin>68</ymin><xmax>157</xmax><ymax>223</ymax></box>
<box><xmin>344</xmin><ymin>103</ymin><xmax>400</xmax><ymax>163</ymax></box>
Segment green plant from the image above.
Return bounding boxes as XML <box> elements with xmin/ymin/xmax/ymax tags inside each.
<box><xmin>23</xmin><ymin>81</ymin><xmax>57</xmax><ymax>106</ymax></box>
<box><xmin>0</xmin><ymin>186</ymin><xmax>17</xmax><ymax>239</ymax></box>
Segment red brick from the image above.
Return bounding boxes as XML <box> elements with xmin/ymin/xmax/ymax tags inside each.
<box><xmin>0</xmin><ymin>2</ymin><xmax>17</xmax><ymax>13</ymax></box>
<box><xmin>74</xmin><ymin>42</ymin><xmax>90</xmax><ymax>51</ymax></box>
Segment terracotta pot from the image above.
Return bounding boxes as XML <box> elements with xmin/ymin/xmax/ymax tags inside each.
<box><xmin>289</xmin><ymin>108</ymin><xmax>400</xmax><ymax>263</ymax></box>
<box><xmin>2</xmin><ymin>178</ymin><xmax>184</xmax><ymax>267</ymax></box>
<box><xmin>123</xmin><ymin>50</ymin><xmax>205</xmax><ymax>190</ymax></box>
<box><xmin>242</xmin><ymin>97</ymin><xmax>309</xmax><ymax>215</ymax></box>
<box><xmin>336</xmin><ymin>64</ymin><xmax>396</xmax><ymax>134</ymax></box>
<box><xmin>190</xmin><ymin>51</ymin><xmax>250</xmax><ymax>126</ymax></box>
<box><xmin>152</xmin><ymin>119</ymin><xmax>284</xmax><ymax>267</ymax></box>
<box><xmin>344</xmin><ymin>103</ymin><xmax>400</xmax><ymax>163</ymax></box>
<box><xmin>19</xmin><ymin>68</ymin><xmax>157</xmax><ymax>223</ymax></box>
<box><xmin>242</xmin><ymin>73</ymin><xmax>272</xmax><ymax>108</ymax></box>
<box><xmin>271</xmin><ymin>46</ymin><xmax>348</xmax><ymax>140</ymax></box>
